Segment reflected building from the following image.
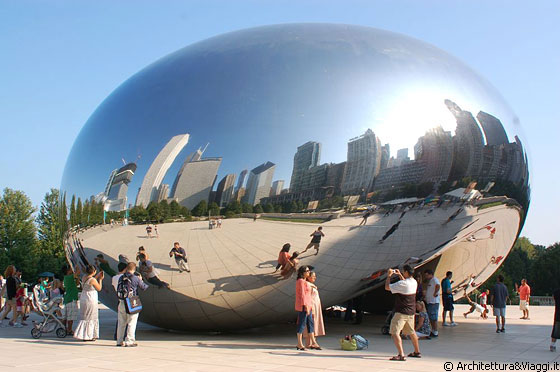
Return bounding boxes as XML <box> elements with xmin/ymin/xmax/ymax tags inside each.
<box><xmin>156</xmin><ymin>184</ymin><xmax>170</xmax><ymax>203</ymax></box>
<box><xmin>290</xmin><ymin>141</ymin><xmax>321</xmax><ymax>192</ymax></box>
<box><xmin>446</xmin><ymin>100</ymin><xmax>484</xmax><ymax>181</ymax></box>
<box><xmin>342</xmin><ymin>129</ymin><xmax>382</xmax><ymax>195</ymax></box>
<box><xmin>136</xmin><ymin>134</ymin><xmax>190</xmax><ymax>207</ymax></box>
<box><xmin>104</xmin><ymin>163</ymin><xmax>136</xmax><ymax>212</ymax></box>
<box><xmin>244</xmin><ymin>161</ymin><xmax>276</xmax><ymax>205</ymax></box>
<box><xmin>414</xmin><ymin>126</ymin><xmax>453</xmax><ymax>184</ymax></box>
<box><xmin>477</xmin><ymin>111</ymin><xmax>509</xmax><ymax>146</ymax></box>
<box><xmin>236</xmin><ymin>169</ymin><xmax>248</xmax><ymax>192</ymax></box>
<box><xmin>215</xmin><ymin>174</ymin><xmax>236</xmax><ymax>207</ymax></box>
<box><xmin>380</xmin><ymin>144</ymin><xmax>390</xmax><ymax>170</ymax></box>
<box><xmin>269</xmin><ymin>180</ymin><xmax>284</xmax><ymax>197</ymax></box>
<box><xmin>170</xmin><ymin>147</ymin><xmax>222</xmax><ymax>209</ymax></box>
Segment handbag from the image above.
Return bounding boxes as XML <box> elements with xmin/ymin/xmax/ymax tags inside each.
<box><xmin>124</xmin><ymin>295</ymin><xmax>142</xmax><ymax>314</ymax></box>
<box><xmin>340</xmin><ymin>335</ymin><xmax>357</xmax><ymax>351</ymax></box>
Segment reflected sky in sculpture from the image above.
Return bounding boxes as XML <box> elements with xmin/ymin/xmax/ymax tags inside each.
<box><xmin>61</xmin><ymin>24</ymin><xmax>526</xmax><ymax>205</ymax></box>
<box><xmin>61</xmin><ymin>24</ymin><xmax>529</xmax><ymax>330</ymax></box>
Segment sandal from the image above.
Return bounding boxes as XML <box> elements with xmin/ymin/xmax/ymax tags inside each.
<box><xmin>390</xmin><ymin>355</ymin><xmax>406</xmax><ymax>361</ymax></box>
<box><xmin>408</xmin><ymin>352</ymin><xmax>422</xmax><ymax>358</ymax></box>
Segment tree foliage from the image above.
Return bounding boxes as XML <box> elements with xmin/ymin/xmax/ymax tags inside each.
<box><xmin>36</xmin><ymin>188</ymin><xmax>65</xmax><ymax>275</ymax></box>
<box><xmin>0</xmin><ymin>188</ymin><xmax>39</xmax><ymax>280</ymax></box>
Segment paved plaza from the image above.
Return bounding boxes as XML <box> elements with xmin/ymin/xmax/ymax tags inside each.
<box><xmin>0</xmin><ymin>304</ymin><xmax>557</xmax><ymax>371</ymax></box>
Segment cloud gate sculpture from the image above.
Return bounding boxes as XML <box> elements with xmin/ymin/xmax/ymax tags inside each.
<box><xmin>61</xmin><ymin>23</ymin><xmax>530</xmax><ymax>330</ymax></box>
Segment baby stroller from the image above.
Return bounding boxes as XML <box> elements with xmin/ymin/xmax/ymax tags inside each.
<box><xmin>30</xmin><ymin>286</ymin><xmax>67</xmax><ymax>339</ymax></box>
<box><xmin>381</xmin><ymin>310</ymin><xmax>395</xmax><ymax>335</ymax></box>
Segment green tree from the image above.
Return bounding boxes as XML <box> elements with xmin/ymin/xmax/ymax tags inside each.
<box><xmin>76</xmin><ymin>197</ymin><xmax>83</xmax><ymax>226</ymax></box>
<box><xmin>530</xmin><ymin>243</ymin><xmax>560</xmax><ymax>296</ymax></box>
<box><xmin>263</xmin><ymin>204</ymin><xmax>274</xmax><ymax>213</ymax></box>
<box><xmin>274</xmin><ymin>204</ymin><xmax>283</xmax><ymax>213</ymax></box>
<box><xmin>36</xmin><ymin>188</ymin><xmax>66</xmax><ymax>275</ymax></box>
<box><xmin>159</xmin><ymin>199</ymin><xmax>170</xmax><ymax>220</ymax></box>
<box><xmin>192</xmin><ymin>200</ymin><xmax>208</xmax><ymax>217</ymax></box>
<box><xmin>225</xmin><ymin>200</ymin><xmax>242</xmax><ymax>215</ymax></box>
<box><xmin>129</xmin><ymin>205</ymin><xmax>148</xmax><ymax>223</ymax></box>
<box><xmin>253</xmin><ymin>204</ymin><xmax>263</xmax><ymax>214</ymax></box>
<box><xmin>169</xmin><ymin>200</ymin><xmax>180</xmax><ymax>218</ymax></box>
<box><xmin>147</xmin><ymin>201</ymin><xmax>164</xmax><ymax>222</ymax></box>
<box><xmin>241</xmin><ymin>203</ymin><xmax>253</xmax><ymax>213</ymax></box>
<box><xmin>69</xmin><ymin>195</ymin><xmax>76</xmax><ymax>227</ymax></box>
<box><xmin>208</xmin><ymin>202</ymin><xmax>220</xmax><ymax>216</ymax></box>
<box><xmin>179</xmin><ymin>206</ymin><xmax>191</xmax><ymax>218</ymax></box>
<box><xmin>0</xmin><ymin>188</ymin><xmax>38</xmax><ymax>280</ymax></box>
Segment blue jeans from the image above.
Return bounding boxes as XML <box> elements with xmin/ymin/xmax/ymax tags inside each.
<box><xmin>296</xmin><ymin>310</ymin><xmax>314</xmax><ymax>334</ymax></box>
<box><xmin>426</xmin><ymin>303</ymin><xmax>439</xmax><ymax>321</ymax></box>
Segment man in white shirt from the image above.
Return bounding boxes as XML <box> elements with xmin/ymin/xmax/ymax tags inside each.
<box><xmin>385</xmin><ymin>265</ymin><xmax>421</xmax><ymax>361</ymax></box>
<box><xmin>423</xmin><ymin>269</ymin><xmax>441</xmax><ymax>337</ymax></box>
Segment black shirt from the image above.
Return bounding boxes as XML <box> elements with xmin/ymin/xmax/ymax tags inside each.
<box><xmin>6</xmin><ymin>276</ymin><xmax>17</xmax><ymax>300</ymax></box>
<box><xmin>492</xmin><ymin>282</ymin><xmax>509</xmax><ymax>308</ymax></box>
<box><xmin>311</xmin><ymin>231</ymin><xmax>323</xmax><ymax>243</ymax></box>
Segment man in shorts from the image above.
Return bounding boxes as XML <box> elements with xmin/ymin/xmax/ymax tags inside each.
<box><xmin>62</xmin><ymin>265</ymin><xmax>80</xmax><ymax>335</ymax></box>
<box><xmin>516</xmin><ymin>279</ymin><xmax>531</xmax><ymax>320</ymax></box>
<box><xmin>423</xmin><ymin>269</ymin><xmax>440</xmax><ymax>337</ymax></box>
<box><xmin>441</xmin><ymin>271</ymin><xmax>457</xmax><ymax>326</ymax></box>
<box><xmin>490</xmin><ymin>275</ymin><xmax>509</xmax><ymax>333</ymax></box>
<box><xmin>302</xmin><ymin>227</ymin><xmax>324</xmax><ymax>256</ymax></box>
<box><xmin>385</xmin><ymin>265</ymin><xmax>421</xmax><ymax>361</ymax></box>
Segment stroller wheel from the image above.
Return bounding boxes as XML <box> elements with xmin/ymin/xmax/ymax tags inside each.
<box><xmin>56</xmin><ymin>328</ymin><xmax>67</xmax><ymax>338</ymax></box>
<box><xmin>381</xmin><ymin>325</ymin><xmax>390</xmax><ymax>335</ymax></box>
<box><xmin>31</xmin><ymin>328</ymin><xmax>41</xmax><ymax>339</ymax></box>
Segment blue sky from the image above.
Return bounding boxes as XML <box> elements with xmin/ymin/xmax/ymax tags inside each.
<box><xmin>1</xmin><ymin>1</ymin><xmax>558</xmax><ymax>246</ymax></box>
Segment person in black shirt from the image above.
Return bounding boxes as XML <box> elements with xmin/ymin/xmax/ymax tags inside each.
<box><xmin>551</xmin><ymin>288</ymin><xmax>560</xmax><ymax>352</ymax></box>
<box><xmin>169</xmin><ymin>242</ymin><xmax>190</xmax><ymax>273</ymax></box>
<box><xmin>302</xmin><ymin>227</ymin><xmax>325</xmax><ymax>256</ymax></box>
<box><xmin>0</xmin><ymin>265</ymin><xmax>17</xmax><ymax>327</ymax></box>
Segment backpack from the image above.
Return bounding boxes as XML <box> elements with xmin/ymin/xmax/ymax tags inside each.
<box><xmin>352</xmin><ymin>334</ymin><xmax>369</xmax><ymax>350</ymax></box>
<box><xmin>117</xmin><ymin>274</ymin><xmax>132</xmax><ymax>300</ymax></box>
<box><xmin>340</xmin><ymin>335</ymin><xmax>357</xmax><ymax>351</ymax></box>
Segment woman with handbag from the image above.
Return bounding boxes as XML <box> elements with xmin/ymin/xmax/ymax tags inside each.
<box><xmin>74</xmin><ymin>265</ymin><xmax>103</xmax><ymax>341</ymax></box>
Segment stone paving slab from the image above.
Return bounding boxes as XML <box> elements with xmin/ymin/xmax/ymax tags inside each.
<box><xmin>0</xmin><ymin>304</ymin><xmax>558</xmax><ymax>371</ymax></box>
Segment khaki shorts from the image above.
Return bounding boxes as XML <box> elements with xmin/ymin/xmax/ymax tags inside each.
<box><xmin>519</xmin><ymin>300</ymin><xmax>529</xmax><ymax>311</ymax></box>
<box><xmin>390</xmin><ymin>312</ymin><xmax>415</xmax><ymax>336</ymax></box>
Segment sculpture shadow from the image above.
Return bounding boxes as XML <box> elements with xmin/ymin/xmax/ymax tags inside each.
<box><xmin>208</xmin><ymin>273</ymin><xmax>281</xmax><ymax>295</ymax></box>
<box><xmin>256</xmin><ymin>260</ymin><xmax>277</xmax><ymax>269</ymax></box>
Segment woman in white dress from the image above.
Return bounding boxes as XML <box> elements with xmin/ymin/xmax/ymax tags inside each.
<box><xmin>74</xmin><ymin>265</ymin><xmax>104</xmax><ymax>341</ymax></box>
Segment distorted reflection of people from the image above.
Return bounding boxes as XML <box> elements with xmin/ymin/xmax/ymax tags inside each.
<box><xmin>280</xmin><ymin>251</ymin><xmax>299</xmax><ymax>279</ymax></box>
<box><xmin>274</xmin><ymin>243</ymin><xmax>291</xmax><ymax>272</ymax></box>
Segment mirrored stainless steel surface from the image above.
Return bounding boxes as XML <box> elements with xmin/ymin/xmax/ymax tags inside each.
<box><xmin>61</xmin><ymin>23</ymin><xmax>530</xmax><ymax>330</ymax></box>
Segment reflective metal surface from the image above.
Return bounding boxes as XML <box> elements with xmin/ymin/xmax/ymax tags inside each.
<box><xmin>61</xmin><ymin>24</ymin><xmax>530</xmax><ymax>330</ymax></box>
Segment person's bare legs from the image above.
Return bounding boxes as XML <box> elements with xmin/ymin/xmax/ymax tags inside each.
<box><xmin>442</xmin><ymin>310</ymin><xmax>447</xmax><ymax>325</ymax></box>
<box><xmin>409</xmin><ymin>333</ymin><xmax>421</xmax><ymax>354</ymax></box>
<box><xmin>302</xmin><ymin>243</ymin><xmax>314</xmax><ymax>254</ymax></box>
<box><xmin>296</xmin><ymin>333</ymin><xmax>305</xmax><ymax>349</ymax></box>
<box><xmin>501</xmin><ymin>316</ymin><xmax>506</xmax><ymax>330</ymax></box>
<box><xmin>392</xmin><ymin>333</ymin><xmax>405</xmax><ymax>357</ymax></box>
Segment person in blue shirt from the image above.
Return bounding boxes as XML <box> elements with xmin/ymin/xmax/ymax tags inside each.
<box><xmin>116</xmin><ymin>262</ymin><xmax>148</xmax><ymax>347</ymax></box>
<box><xmin>441</xmin><ymin>271</ymin><xmax>457</xmax><ymax>326</ymax></box>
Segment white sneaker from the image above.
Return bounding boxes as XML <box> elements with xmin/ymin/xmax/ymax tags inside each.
<box><xmin>442</xmin><ymin>322</ymin><xmax>450</xmax><ymax>326</ymax></box>
<box><xmin>450</xmin><ymin>322</ymin><xmax>458</xmax><ymax>326</ymax></box>
<box><xmin>13</xmin><ymin>323</ymin><xmax>23</xmax><ymax>328</ymax></box>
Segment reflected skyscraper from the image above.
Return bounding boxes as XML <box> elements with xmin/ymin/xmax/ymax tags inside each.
<box><xmin>414</xmin><ymin>126</ymin><xmax>453</xmax><ymax>184</ymax></box>
<box><xmin>136</xmin><ymin>134</ymin><xmax>190</xmax><ymax>207</ymax></box>
<box><xmin>236</xmin><ymin>169</ymin><xmax>248</xmax><ymax>192</ymax></box>
<box><xmin>244</xmin><ymin>161</ymin><xmax>276</xmax><ymax>205</ymax></box>
<box><xmin>342</xmin><ymin>129</ymin><xmax>382</xmax><ymax>195</ymax></box>
<box><xmin>446</xmin><ymin>100</ymin><xmax>484</xmax><ymax>181</ymax></box>
<box><xmin>105</xmin><ymin>163</ymin><xmax>136</xmax><ymax>212</ymax></box>
<box><xmin>215</xmin><ymin>174</ymin><xmax>236</xmax><ymax>207</ymax></box>
<box><xmin>290</xmin><ymin>141</ymin><xmax>321</xmax><ymax>192</ymax></box>
<box><xmin>171</xmin><ymin>147</ymin><xmax>222</xmax><ymax>209</ymax></box>
<box><xmin>477</xmin><ymin>111</ymin><xmax>509</xmax><ymax>146</ymax></box>
<box><xmin>270</xmin><ymin>180</ymin><xmax>284</xmax><ymax>197</ymax></box>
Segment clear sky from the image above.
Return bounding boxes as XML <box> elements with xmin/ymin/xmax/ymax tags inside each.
<box><xmin>1</xmin><ymin>0</ymin><xmax>558</xmax><ymax>246</ymax></box>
